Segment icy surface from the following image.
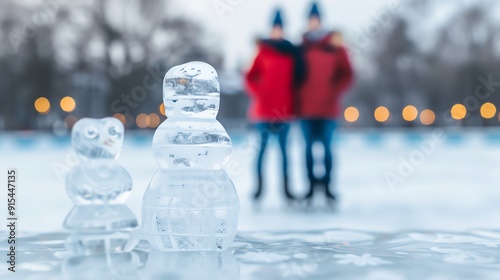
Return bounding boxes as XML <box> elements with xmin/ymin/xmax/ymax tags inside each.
<box><xmin>143</xmin><ymin>62</ymin><xmax>239</xmax><ymax>251</ymax></box>
<box><xmin>1</xmin><ymin>130</ymin><xmax>500</xmax><ymax>232</ymax></box>
<box><xmin>1</xmin><ymin>129</ymin><xmax>500</xmax><ymax>277</ymax></box>
<box><xmin>1</xmin><ymin>229</ymin><xmax>500</xmax><ymax>279</ymax></box>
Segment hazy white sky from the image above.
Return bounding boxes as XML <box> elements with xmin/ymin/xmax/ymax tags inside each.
<box><xmin>23</xmin><ymin>0</ymin><xmax>492</xmax><ymax>70</ymax></box>
<box><xmin>172</xmin><ymin>0</ymin><xmax>394</xmax><ymax>70</ymax></box>
<box><xmin>20</xmin><ymin>0</ymin><xmax>396</xmax><ymax>69</ymax></box>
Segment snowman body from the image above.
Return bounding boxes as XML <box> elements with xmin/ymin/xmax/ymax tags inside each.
<box><xmin>142</xmin><ymin>62</ymin><xmax>239</xmax><ymax>251</ymax></box>
<box><xmin>64</xmin><ymin>117</ymin><xmax>137</xmax><ymax>255</ymax></box>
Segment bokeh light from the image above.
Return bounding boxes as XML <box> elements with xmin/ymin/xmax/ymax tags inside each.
<box><xmin>60</xmin><ymin>96</ymin><xmax>76</xmax><ymax>113</ymax></box>
<box><xmin>344</xmin><ymin>106</ymin><xmax>359</xmax><ymax>123</ymax></box>
<box><xmin>480</xmin><ymin>102</ymin><xmax>496</xmax><ymax>119</ymax></box>
<box><xmin>402</xmin><ymin>105</ymin><xmax>418</xmax><ymax>121</ymax></box>
<box><xmin>374</xmin><ymin>106</ymin><xmax>390</xmax><ymax>123</ymax></box>
<box><xmin>149</xmin><ymin>113</ymin><xmax>160</xmax><ymax>128</ymax></box>
<box><xmin>420</xmin><ymin>109</ymin><xmax>435</xmax><ymax>125</ymax></box>
<box><xmin>113</xmin><ymin>113</ymin><xmax>126</xmax><ymax>124</ymax></box>
<box><xmin>451</xmin><ymin>104</ymin><xmax>467</xmax><ymax>120</ymax></box>
<box><xmin>34</xmin><ymin>97</ymin><xmax>51</xmax><ymax>114</ymax></box>
<box><xmin>159</xmin><ymin>103</ymin><xmax>166</xmax><ymax>116</ymax></box>
<box><xmin>136</xmin><ymin>113</ymin><xmax>150</xmax><ymax>128</ymax></box>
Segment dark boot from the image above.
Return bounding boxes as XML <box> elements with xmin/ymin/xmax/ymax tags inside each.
<box><xmin>322</xmin><ymin>178</ymin><xmax>336</xmax><ymax>204</ymax></box>
<box><xmin>253</xmin><ymin>174</ymin><xmax>263</xmax><ymax>201</ymax></box>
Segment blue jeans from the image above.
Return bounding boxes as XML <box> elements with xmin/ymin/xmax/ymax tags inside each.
<box><xmin>300</xmin><ymin>119</ymin><xmax>337</xmax><ymax>184</ymax></box>
<box><xmin>255</xmin><ymin>122</ymin><xmax>290</xmax><ymax>178</ymax></box>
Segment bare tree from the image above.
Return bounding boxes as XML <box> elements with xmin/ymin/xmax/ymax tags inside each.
<box><xmin>0</xmin><ymin>0</ymin><xmax>223</xmax><ymax>129</ymax></box>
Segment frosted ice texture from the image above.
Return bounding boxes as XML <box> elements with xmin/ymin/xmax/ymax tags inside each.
<box><xmin>153</xmin><ymin>61</ymin><xmax>231</xmax><ymax>169</ymax></box>
<box><xmin>71</xmin><ymin>117</ymin><xmax>124</xmax><ymax>160</ymax></box>
<box><xmin>143</xmin><ymin>62</ymin><xmax>239</xmax><ymax>251</ymax></box>
<box><xmin>64</xmin><ymin>117</ymin><xmax>138</xmax><ymax>255</ymax></box>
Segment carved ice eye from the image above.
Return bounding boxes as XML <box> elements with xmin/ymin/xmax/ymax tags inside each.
<box><xmin>85</xmin><ymin>125</ymin><xmax>99</xmax><ymax>139</ymax></box>
<box><xmin>108</xmin><ymin>126</ymin><xmax>121</xmax><ymax>138</ymax></box>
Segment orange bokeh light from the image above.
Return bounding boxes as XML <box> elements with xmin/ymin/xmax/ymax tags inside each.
<box><xmin>344</xmin><ymin>107</ymin><xmax>359</xmax><ymax>123</ymax></box>
<box><xmin>374</xmin><ymin>106</ymin><xmax>390</xmax><ymax>123</ymax></box>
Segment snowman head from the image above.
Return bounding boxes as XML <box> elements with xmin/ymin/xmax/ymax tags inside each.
<box><xmin>71</xmin><ymin>117</ymin><xmax>124</xmax><ymax>159</ymax></box>
<box><xmin>162</xmin><ymin>61</ymin><xmax>220</xmax><ymax>119</ymax></box>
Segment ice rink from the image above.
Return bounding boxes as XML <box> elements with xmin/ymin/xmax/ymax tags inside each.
<box><xmin>1</xmin><ymin>127</ymin><xmax>500</xmax><ymax>234</ymax></box>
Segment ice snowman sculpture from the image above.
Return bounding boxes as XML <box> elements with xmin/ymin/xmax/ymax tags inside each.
<box><xmin>64</xmin><ymin>117</ymin><xmax>138</xmax><ymax>255</ymax></box>
<box><xmin>142</xmin><ymin>61</ymin><xmax>239</xmax><ymax>251</ymax></box>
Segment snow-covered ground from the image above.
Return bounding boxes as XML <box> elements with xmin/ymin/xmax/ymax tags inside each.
<box><xmin>1</xmin><ymin>127</ymin><xmax>500</xmax><ymax>234</ymax></box>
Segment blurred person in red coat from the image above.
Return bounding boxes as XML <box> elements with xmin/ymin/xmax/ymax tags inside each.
<box><xmin>298</xmin><ymin>3</ymin><xmax>354</xmax><ymax>205</ymax></box>
<box><xmin>245</xmin><ymin>9</ymin><xmax>305</xmax><ymax>203</ymax></box>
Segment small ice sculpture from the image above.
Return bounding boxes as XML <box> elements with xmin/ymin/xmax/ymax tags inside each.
<box><xmin>64</xmin><ymin>117</ymin><xmax>138</xmax><ymax>255</ymax></box>
<box><xmin>142</xmin><ymin>61</ymin><xmax>239</xmax><ymax>251</ymax></box>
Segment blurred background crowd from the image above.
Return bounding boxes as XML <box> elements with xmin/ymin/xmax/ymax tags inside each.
<box><xmin>1</xmin><ymin>0</ymin><xmax>500</xmax><ymax>132</ymax></box>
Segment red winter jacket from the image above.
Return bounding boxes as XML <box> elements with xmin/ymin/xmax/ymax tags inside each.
<box><xmin>245</xmin><ymin>40</ymin><xmax>300</xmax><ymax>122</ymax></box>
<box><xmin>298</xmin><ymin>32</ymin><xmax>354</xmax><ymax>119</ymax></box>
